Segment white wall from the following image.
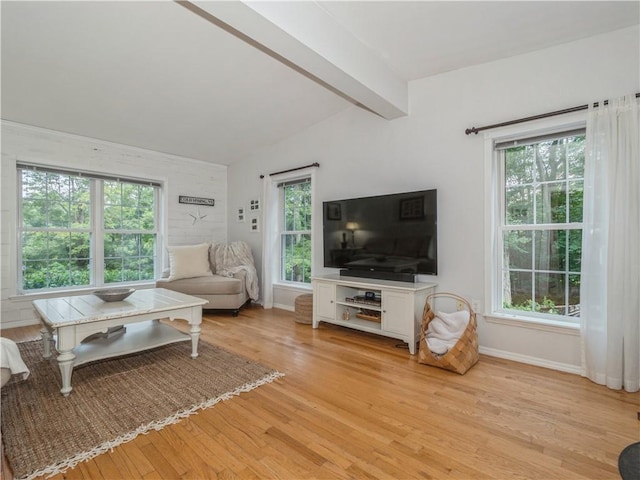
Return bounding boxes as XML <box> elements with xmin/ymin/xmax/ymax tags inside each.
<box><xmin>0</xmin><ymin>122</ymin><xmax>227</xmax><ymax>327</ymax></box>
<box><xmin>227</xmin><ymin>26</ymin><xmax>640</xmax><ymax>371</ymax></box>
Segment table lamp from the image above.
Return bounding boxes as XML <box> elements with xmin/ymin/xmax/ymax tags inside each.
<box><xmin>345</xmin><ymin>222</ymin><xmax>359</xmax><ymax>248</ymax></box>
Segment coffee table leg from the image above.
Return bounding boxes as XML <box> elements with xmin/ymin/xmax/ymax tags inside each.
<box><xmin>189</xmin><ymin>324</ymin><xmax>201</xmax><ymax>359</ymax></box>
<box><xmin>57</xmin><ymin>349</ymin><xmax>76</xmax><ymax>396</ymax></box>
<box><xmin>40</xmin><ymin>325</ymin><xmax>53</xmax><ymax>358</ymax></box>
<box><xmin>56</xmin><ymin>327</ymin><xmax>77</xmax><ymax>396</ymax></box>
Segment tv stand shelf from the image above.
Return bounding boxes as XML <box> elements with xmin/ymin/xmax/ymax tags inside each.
<box><xmin>312</xmin><ymin>274</ymin><xmax>437</xmax><ymax>354</ymax></box>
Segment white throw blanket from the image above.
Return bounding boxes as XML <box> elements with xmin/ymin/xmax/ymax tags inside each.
<box><xmin>425</xmin><ymin>310</ymin><xmax>470</xmax><ymax>355</ymax></box>
<box><xmin>211</xmin><ymin>241</ymin><xmax>260</xmax><ymax>301</ymax></box>
<box><xmin>0</xmin><ymin>337</ymin><xmax>30</xmax><ymax>380</ymax></box>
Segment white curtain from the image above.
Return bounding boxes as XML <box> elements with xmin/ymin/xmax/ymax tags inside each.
<box><xmin>581</xmin><ymin>94</ymin><xmax>640</xmax><ymax>392</ymax></box>
<box><xmin>261</xmin><ymin>176</ymin><xmax>280</xmax><ymax>309</ymax></box>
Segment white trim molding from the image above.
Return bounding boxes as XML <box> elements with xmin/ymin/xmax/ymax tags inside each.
<box><xmin>484</xmin><ymin>313</ymin><xmax>580</xmax><ymax>336</ymax></box>
<box><xmin>273</xmin><ymin>303</ymin><xmax>295</xmax><ymax>312</ymax></box>
<box><xmin>479</xmin><ymin>346</ymin><xmax>581</xmax><ymax>375</ymax></box>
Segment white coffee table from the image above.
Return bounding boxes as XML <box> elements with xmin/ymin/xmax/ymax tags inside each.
<box><xmin>33</xmin><ymin>288</ymin><xmax>208</xmax><ymax>396</ymax></box>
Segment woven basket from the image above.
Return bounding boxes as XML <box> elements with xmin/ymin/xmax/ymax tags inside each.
<box><xmin>418</xmin><ymin>292</ymin><xmax>479</xmax><ymax>375</ymax></box>
<box><xmin>294</xmin><ymin>294</ymin><xmax>313</xmax><ymax>324</ymax></box>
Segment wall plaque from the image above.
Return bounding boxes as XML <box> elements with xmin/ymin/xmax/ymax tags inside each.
<box><xmin>179</xmin><ymin>196</ymin><xmax>215</xmax><ymax>206</ymax></box>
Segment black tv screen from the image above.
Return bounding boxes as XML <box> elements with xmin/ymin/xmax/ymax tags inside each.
<box><xmin>323</xmin><ymin>189</ymin><xmax>437</xmax><ymax>277</ymax></box>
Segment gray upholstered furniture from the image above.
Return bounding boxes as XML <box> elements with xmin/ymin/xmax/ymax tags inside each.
<box><xmin>1</xmin><ymin>338</ymin><xmax>30</xmax><ymax>387</ymax></box>
<box><xmin>155</xmin><ymin>241</ymin><xmax>258</xmax><ymax>317</ymax></box>
<box><xmin>1</xmin><ymin>368</ymin><xmax>12</xmax><ymax>387</ymax></box>
<box><xmin>157</xmin><ymin>270</ymin><xmax>249</xmax><ymax>316</ymax></box>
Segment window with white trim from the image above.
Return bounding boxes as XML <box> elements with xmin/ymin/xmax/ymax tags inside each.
<box><xmin>279</xmin><ymin>177</ymin><xmax>312</xmax><ymax>284</ymax></box>
<box><xmin>18</xmin><ymin>165</ymin><xmax>161</xmax><ymax>292</ymax></box>
<box><xmin>490</xmin><ymin>129</ymin><xmax>585</xmax><ymax>323</ymax></box>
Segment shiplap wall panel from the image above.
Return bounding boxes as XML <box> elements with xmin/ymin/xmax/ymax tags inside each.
<box><xmin>0</xmin><ymin>122</ymin><xmax>227</xmax><ymax>327</ymax></box>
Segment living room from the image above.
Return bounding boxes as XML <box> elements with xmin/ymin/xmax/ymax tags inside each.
<box><xmin>4</xmin><ymin>1</ymin><xmax>637</xmax><ymax>371</ymax></box>
<box><xmin>1</xmin><ymin>1</ymin><xmax>639</xmax><ymax>479</ymax></box>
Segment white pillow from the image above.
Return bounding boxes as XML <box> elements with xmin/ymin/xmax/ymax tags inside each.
<box><xmin>435</xmin><ymin>310</ymin><xmax>470</xmax><ymax>333</ymax></box>
<box><xmin>167</xmin><ymin>243</ymin><xmax>213</xmax><ymax>281</ymax></box>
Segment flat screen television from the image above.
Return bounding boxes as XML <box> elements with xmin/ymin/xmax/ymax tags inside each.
<box><xmin>323</xmin><ymin>189</ymin><xmax>437</xmax><ymax>282</ymax></box>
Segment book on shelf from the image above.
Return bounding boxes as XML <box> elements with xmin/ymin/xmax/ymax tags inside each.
<box><xmin>345</xmin><ymin>295</ymin><xmax>381</xmax><ymax>306</ymax></box>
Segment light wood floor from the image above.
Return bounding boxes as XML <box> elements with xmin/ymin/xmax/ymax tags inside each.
<box><xmin>2</xmin><ymin>304</ymin><xmax>638</xmax><ymax>479</ymax></box>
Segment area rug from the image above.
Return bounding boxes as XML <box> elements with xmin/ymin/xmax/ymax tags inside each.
<box><xmin>1</xmin><ymin>339</ymin><xmax>284</xmax><ymax>480</ymax></box>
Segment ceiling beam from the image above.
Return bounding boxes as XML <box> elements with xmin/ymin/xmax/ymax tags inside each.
<box><xmin>181</xmin><ymin>1</ymin><xmax>408</xmax><ymax>120</ymax></box>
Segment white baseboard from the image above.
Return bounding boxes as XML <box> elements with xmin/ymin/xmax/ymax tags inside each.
<box><xmin>273</xmin><ymin>303</ymin><xmax>294</xmax><ymax>312</ymax></box>
<box><xmin>0</xmin><ymin>318</ymin><xmax>41</xmax><ymax>329</ymax></box>
<box><xmin>479</xmin><ymin>346</ymin><xmax>581</xmax><ymax>375</ymax></box>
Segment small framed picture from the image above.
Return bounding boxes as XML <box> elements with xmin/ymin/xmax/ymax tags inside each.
<box><xmin>399</xmin><ymin>196</ymin><xmax>424</xmax><ymax>220</ymax></box>
<box><xmin>326</xmin><ymin>202</ymin><xmax>341</xmax><ymax>221</ymax></box>
<box><xmin>237</xmin><ymin>206</ymin><xmax>245</xmax><ymax>222</ymax></box>
<box><xmin>250</xmin><ymin>199</ymin><xmax>260</xmax><ymax>211</ymax></box>
<box><xmin>250</xmin><ymin>217</ymin><xmax>260</xmax><ymax>232</ymax></box>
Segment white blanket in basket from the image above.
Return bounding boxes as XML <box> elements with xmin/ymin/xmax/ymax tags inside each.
<box><xmin>426</xmin><ymin>310</ymin><xmax>470</xmax><ymax>355</ymax></box>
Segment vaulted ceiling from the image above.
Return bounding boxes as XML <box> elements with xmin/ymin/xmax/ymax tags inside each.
<box><xmin>2</xmin><ymin>1</ymin><xmax>638</xmax><ymax>164</ymax></box>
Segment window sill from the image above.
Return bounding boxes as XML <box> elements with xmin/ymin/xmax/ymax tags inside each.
<box><xmin>9</xmin><ymin>282</ymin><xmax>157</xmax><ymax>301</ymax></box>
<box><xmin>272</xmin><ymin>282</ymin><xmax>312</xmax><ymax>293</ymax></box>
<box><xmin>484</xmin><ymin>312</ymin><xmax>580</xmax><ymax>336</ymax></box>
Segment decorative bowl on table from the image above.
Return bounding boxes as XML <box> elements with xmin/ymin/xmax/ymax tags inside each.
<box><xmin>93</xmin><ymin>288</ymin><xmax>136</xmax><ymax>302</ymax></box>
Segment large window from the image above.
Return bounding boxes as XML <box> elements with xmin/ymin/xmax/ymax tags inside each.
<box><xmin>18</xmin><ymin>165</ymin><xmax>160</xmax><ymax>292</ymax></box>
<box><xmin>102</xmin><ymin>180</ymin><xmax>157</xmax><ymax>283</ymax></box>
<box><xmin>279</xmin><ymin>177</ymin><xmax>311</xmax><ymax>283</ymax></box>
<box><xmin>492</xmin><ymin>129</ymin><xmax>585</xmax><ymax>323</ymax></box>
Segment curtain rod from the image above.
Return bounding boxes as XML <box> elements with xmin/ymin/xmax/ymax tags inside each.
<box><xmin>260</xmin><ymin>162</ymin><xmax>319</xmax><ymax>179</ymax></box>
<box><xmin>465</xmin><ymin>92</ymin><xmax>640</xmax><ymax>135</ymax></box>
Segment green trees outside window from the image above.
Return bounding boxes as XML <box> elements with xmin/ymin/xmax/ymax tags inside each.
<box><xmin>19</xmin><ymin>168</ymin><xmax>158</xmax><ymax>291</ymax></box>
<box><xmin>281</xmin><ymin>179</ymin><xmax>312</xmax><ymax>283</ymax></box>
<box><xmin>103</xmin><ymin>181</ymin><xmax>156</xmax><ymax>283</ymax></box>
<box><xmin>501</xmin><ymin>134</ymin><xmax>584</xmax><ymax>317</ymax></box>
<box><xmin>21</xmin><ymin>171</ymin><xmax>92</xmax><ymax>289</ymax></box>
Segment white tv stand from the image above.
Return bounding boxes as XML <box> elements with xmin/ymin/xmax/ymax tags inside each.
<box><xmin>312</xmin><ymin>274</ymin><xmax>437</xmax><ymax>354</ymax></box>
